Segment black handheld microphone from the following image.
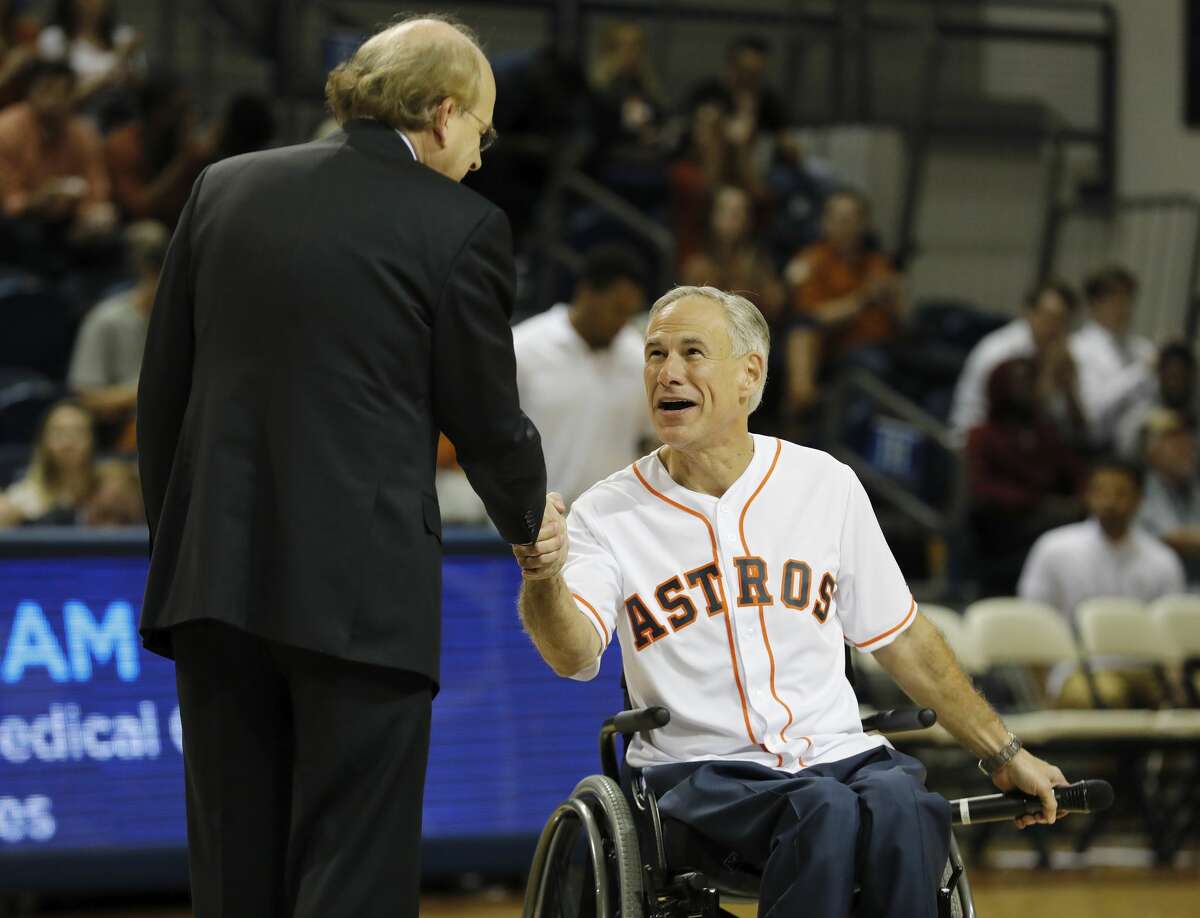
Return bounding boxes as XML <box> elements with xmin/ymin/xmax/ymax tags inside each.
<box><xmin>950</xmin><ymin>779</ymin><xmax>1113</xmax><ymax>826</ymax></box>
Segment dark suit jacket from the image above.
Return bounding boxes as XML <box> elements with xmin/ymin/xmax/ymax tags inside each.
<box><xmin>137</xmin><ymin>119</ymin><xmax>546</xmax><ymax>686</ymax></box>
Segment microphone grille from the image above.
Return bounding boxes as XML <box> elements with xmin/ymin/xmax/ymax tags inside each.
<box><xmin>1058</xmin><ymin>780</ymin><xmax>1114</xmax><ymax>813</ymax></box>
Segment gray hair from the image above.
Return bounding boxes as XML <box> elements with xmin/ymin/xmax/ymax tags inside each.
<box><xmin>648</xmin><ymin>285</ymin><xmax>771</xmax><ymax>412</ymax></box>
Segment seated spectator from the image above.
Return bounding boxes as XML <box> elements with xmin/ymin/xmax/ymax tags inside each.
<box><xmin>685</xmin><ymin>35</ymin><xmax>787</xmax><ymax>150</ymax></box>
<box><xmin>1115</xmin><ymin>340</ymin><xmax>1197</xmax><ymax>460</ymax></box>
<box><xmin>668</xmin><ymin>90</ymin><xmax>764</xmax><ymax>265</ymax></box>
<box><xmin>966</xmin><ymin>358</ymin><xmax>1085</xmax><ymax>596</ymax></box>
<box><xmin>1018</xmin><ymin>458</ymin><xmax>1184</xmax><ymax>707</ymax></box>
<box><xmin>67</xmin><ymin>219</ymin><xmax>167</xmax><ymax>447</ymax></box>
<box><xmin>781</xmin><ymin>189</ymin><xmax>904</xmax><ymax>415</ymax></box>
<box><xmin>949</xmin><ymin>279</ymin><xmax>1085</xmax><ymax>441</ymax></box>
<box><xmin>0</xmin><ymin>0</ymin><xmax>40</xmax><ymax>108</ymax></box>
<box><xmin>105</xmin><ymin>72</ymin><xmax>214</xmax><ymax>226</ymax></box>
<box><xmin>1136</xmin><ymin>408</ymin><xmax>1200</xmax><ymax>586</ymax></box>
<box><xmin>587</xmin><ymin>22</ymin><xmax>669</xmax><ymax>212</ymax></box>
<box><xmin>764</xmin><ymin>132</ymin><xmax>836</xmax><ymax>268</ymax></box>
<box><xmin>513</xmin><ymin>244</ymin><xmax>653</xmax><ymax>505</ymax></box>
<box><xmin>1070</xmin><ymin>264</ymin><xmax>1156</xmax><ymax>449</ymax></box>
<box><xmin>80</xmin><ymin>456</ymin><xmax>142</xmax><ymax>526</ymax></box>
<box><xmin>0</xmin><ymin>399</ymin><xmax>96</xmax><ymax>526</ymax></box>
<box><xmin>680</xmin><ymin>184</ymin><xmax>784</xmax><ymax>320</ymax></box>
<box><xmin>0</xmin><ymin>58</ymin><xmax>116</xmax><ymax>237</ymax></box>
<box><xmin>38</xmin><ymin>0</ymin><xmax>142</xmax><ymax>111</ymax></box>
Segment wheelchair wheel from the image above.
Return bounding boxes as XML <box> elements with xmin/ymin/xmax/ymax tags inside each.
<box><xmin>524</xmin><ymin>775</ymin><xmax>644</xmax><ymax>918</ymax></box>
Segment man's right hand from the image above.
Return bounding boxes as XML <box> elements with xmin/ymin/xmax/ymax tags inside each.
<box><xmin>992</xmin><ymin>749</ymin><xmax>1069</xmax><ymax>828</ymax></box>
<box><xmin>513</xmin><ymin>492</ymin><xmax>569</xmax><ymax>581</ymax></box>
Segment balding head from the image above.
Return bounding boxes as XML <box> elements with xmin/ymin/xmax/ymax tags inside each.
<box><xmin>325</xmin><ymin>14</ymin><xmax>487</xmax><ymax>133</ymax></box>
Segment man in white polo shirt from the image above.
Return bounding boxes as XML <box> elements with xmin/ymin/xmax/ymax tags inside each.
<box><xmin>1019</xmin><ymin>458</ymin><xmax>1184</xmax><ymax>707</ymax></box>
<box><xmin>515</xmin><ymin>285</ymin><xmax>1067</xmax><ymax>918</ymax></box>
<box><xmin>513</xmin><ymin>245</ymin><xmax>654</xmax><ymax>505</ymax></box>
<box><xmin>1020</xmin><ymin>458</ymin><xmax>1185</xmax><ymax>617</ymax></box>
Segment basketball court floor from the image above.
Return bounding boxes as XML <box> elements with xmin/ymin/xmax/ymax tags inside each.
<box><xmin>26</xmin><ymin>866</ymin><xmax>1200</xmax><ymax>917</ymax></box>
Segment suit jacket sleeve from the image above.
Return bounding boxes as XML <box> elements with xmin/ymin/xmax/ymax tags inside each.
<box><xmin>137</xmin><ymin>167</ymin><xmax>204</xmax><ymax>549</ymax></box>
<box><xmin>433</xmin><ymin>207</ymin><xmax>546</xmax><ymax>544</ymax></box>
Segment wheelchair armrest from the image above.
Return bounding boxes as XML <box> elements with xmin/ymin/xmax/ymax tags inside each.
<box><xmin>609</xmin><ymin>706</ymin><xmax>671</xmax><ymax>735</ymax></box>
<box><xmin>599</xmin><ymin>707</ymin><xmax>671</xmax><ymax>782</ymax></box>
<box><xmin>862</xmin><ymin>707</ymin><xmax>936</xmax><ymax>733</ymax></box>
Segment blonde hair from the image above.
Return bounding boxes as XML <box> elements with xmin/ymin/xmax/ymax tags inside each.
<box><xmin>648</xmin><ymin>285</ymin><xmax>771</xmax><ymax>412</ymax></box>
<box><xmin>325</xmin><ymin>13</ymin><xmax>484</xmax><ymax>131</ymax></box>
<box><xmin>23</xmin><ymin>400</ymin><xmax>96</xmax><ymax>510</ymax></box>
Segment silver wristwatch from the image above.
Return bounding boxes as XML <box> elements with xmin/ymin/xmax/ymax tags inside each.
<box><xmin>978</xmin><ymin>732</ymin><xmax>1022</xmax><ymax>776</ymax></box>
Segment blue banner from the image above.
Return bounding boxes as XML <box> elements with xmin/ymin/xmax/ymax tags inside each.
<box><xmin>0</xmin><ymin>538</ymin><xmax>623</xmax><ymax>868</ymax></box>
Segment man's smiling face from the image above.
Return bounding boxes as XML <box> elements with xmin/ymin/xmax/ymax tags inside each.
<box><xmin>643</xmin><ymin>295</ymin><xmax>758</xmax><ymax>451</ymax></box>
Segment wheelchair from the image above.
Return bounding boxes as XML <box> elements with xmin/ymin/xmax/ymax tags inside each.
<box><xmin>523</xmin><ymin>705</ymin><xmax>975</xmax><ymax>918</ymax></box>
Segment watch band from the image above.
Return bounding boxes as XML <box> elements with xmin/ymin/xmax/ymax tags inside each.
<box><xmin>978</xmin><ymin>732</ymin><xmax>1022</xmax><ymax>775</ymax></box>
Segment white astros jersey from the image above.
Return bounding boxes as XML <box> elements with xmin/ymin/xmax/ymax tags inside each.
<box><xmin>563</xmin><ymin>433</ymin><xmax>917</xmax><ymax>772</ymax></box>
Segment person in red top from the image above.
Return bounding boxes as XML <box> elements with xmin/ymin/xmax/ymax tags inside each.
<box><xmin>782</xmin><ymin>189</ymin><xmax>904</xmax><ymax>415</ymax></box>
<box><xmin>966</xmin><ymin>357</ymin><xmax>1085</xmax><ymax>596</ymax></box>
<box><xmin>0</xmin><ymin>58</ymin><xmax>115</xmax><ymax>235</ymax></box>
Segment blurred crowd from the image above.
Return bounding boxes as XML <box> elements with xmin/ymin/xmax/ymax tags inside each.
<box><xmin>0</xmin><ymin>0</ymin><xmax>275</xmax><ymax>530</ymax></box>
<box><xmin>3</xmin><ymin>10</ymin><xmax>1200</xmax><ymax>658</ymax></box>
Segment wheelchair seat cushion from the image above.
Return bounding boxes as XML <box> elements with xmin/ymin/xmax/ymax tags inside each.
<box><xmin>660</xmin><ymin>815</ymin><xmax>763</xmax><ymax>899</ymax></box>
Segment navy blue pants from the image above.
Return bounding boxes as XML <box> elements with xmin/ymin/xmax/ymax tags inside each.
<box><xmin>644</xmin><ymin>746</ymin><xmax>951</xmax><ymax>918</ymax></box>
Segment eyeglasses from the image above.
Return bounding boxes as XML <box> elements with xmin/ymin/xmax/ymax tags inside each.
<box><xmin>462</xmin><ymin>108</ymin><xmax>498</xmax><ymax>152</ymax></box>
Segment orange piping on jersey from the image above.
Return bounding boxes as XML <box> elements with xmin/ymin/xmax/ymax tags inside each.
<box><xmin>738</xmin><ymin>438</ymin><xmax>783</xmax><ymax>556</ymax></box>
<box><xmin>738</xmin><ymin>439</ymin><xmax>796</xmax><ymax>752</ymax></box>
<box><xmin>852</xmin><ymin>596</ymin><xmax>917</xmax><ymax>649</ymax></box>
<box><xmin>572</xmin><ymin>592</ymin><xmax>609</xmax><ymax>647</ymax></box>
<box><xmin>632</xmin><ymin>460</ymin><xmax>758</xmax><ymax>748</ymax></box>
<box><xmin>798</xmin><ymin>735</ymin><xmax>814</xmax><ymax>768</ymax></box>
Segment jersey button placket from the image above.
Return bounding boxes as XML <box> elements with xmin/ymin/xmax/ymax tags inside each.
<box><xmin>715</xmin><ymin>501</ymin><xmax>768</xmax><ymax>740</ymax></box>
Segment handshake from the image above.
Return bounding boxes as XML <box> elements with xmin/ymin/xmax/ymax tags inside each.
<box><xmin>513</xmin><ymin>492</ymin><xmax>569</xmax><ymax>581</ymax></box>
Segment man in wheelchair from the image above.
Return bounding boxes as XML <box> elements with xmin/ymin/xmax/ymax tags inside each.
<box><xmin>514</xmin><ymin>286</ymin><xmax>1069</xmax><ymax>917</ymax></box>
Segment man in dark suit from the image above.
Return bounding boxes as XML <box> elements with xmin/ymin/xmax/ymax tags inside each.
<box><xmin>136</xmin><ymin>15</ymin><xmax>548</xmax><ymax>918</ymax></box>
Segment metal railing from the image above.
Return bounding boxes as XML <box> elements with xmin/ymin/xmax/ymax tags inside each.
<box><xmin>821</xmin><ymin>367</ymin><xmax>968</xmax><ymax>598</ymax></box>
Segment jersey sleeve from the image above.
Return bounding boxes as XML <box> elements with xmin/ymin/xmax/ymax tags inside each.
<box><xmin>560</xmin><ymin>500</ymin><xmax>623</xmax><ymax>680</ymax></box>
<box><xmin>835</xmin><ymin>468</ymin><xmax>917</xmax><ymax>651</ymax></box>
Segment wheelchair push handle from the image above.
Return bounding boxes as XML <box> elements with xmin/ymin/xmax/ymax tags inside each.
<box><xmin>608</xmin><ymin>706</ymin><xmax>671</xmax><ymax>735</ymax></box>
<box><xmin>950</xmin><ymin>779</ymin><xmax>1114</xmax><ymax>826</ymax></box>
<box><xmin>861</xmin><ymin>707</ymin><xmax>937</xmax><ymax>734</ymax></box>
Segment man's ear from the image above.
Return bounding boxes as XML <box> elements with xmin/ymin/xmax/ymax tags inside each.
<box><xmin>742</xmin><ymin>352</ymin><xmax>765</xmax><ymax>402</ymax></box>
<box><xmin>431</xmin><ymin>97</ymin><xmax>454</xmax><ymax>148</ymax></box>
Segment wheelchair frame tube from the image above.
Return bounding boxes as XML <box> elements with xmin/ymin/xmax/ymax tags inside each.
<box><xmin>949</xmin><ymin>834</ymin><xmax>975</xmax><ymax>918</ymax></box>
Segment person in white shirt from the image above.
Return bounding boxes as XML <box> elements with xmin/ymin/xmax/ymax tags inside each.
<box><xmin>1070</xmin><ymin>265</ymin><xmax>1157</xmax><ymax>449</ymax></box>
<box><xmin>514</xmin><ymin>285</ymin><xmax>1068</xmax><ymax>918</ymax></box>
<box><xmin>1017</xmin><ymin>458</ymin><xmax>1185</xmax><ymax>614</ymax></box>
<box><xmin>1135</xmin><ymin>408</ymin><xmax>1200</xmax><ymax>585</ymax></box>
<box><xmin>949</xmin><ymin>279</ymin><xmax>1085</xmax><ymax>437</ymax></box>
<box><xmin>1019</xmin><ymin>458</ymin><xmax>1185</xmax><ymax>708</ymax></box>
<box><xmin>513</xmin><ymin>245</ymin><xmax>654</xmax><ymax>505</ymax></box>
<box><xmin>1019</xmin><ymin>458</ymin><xmax>1185</xmax><ymax>619</ymax></box>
